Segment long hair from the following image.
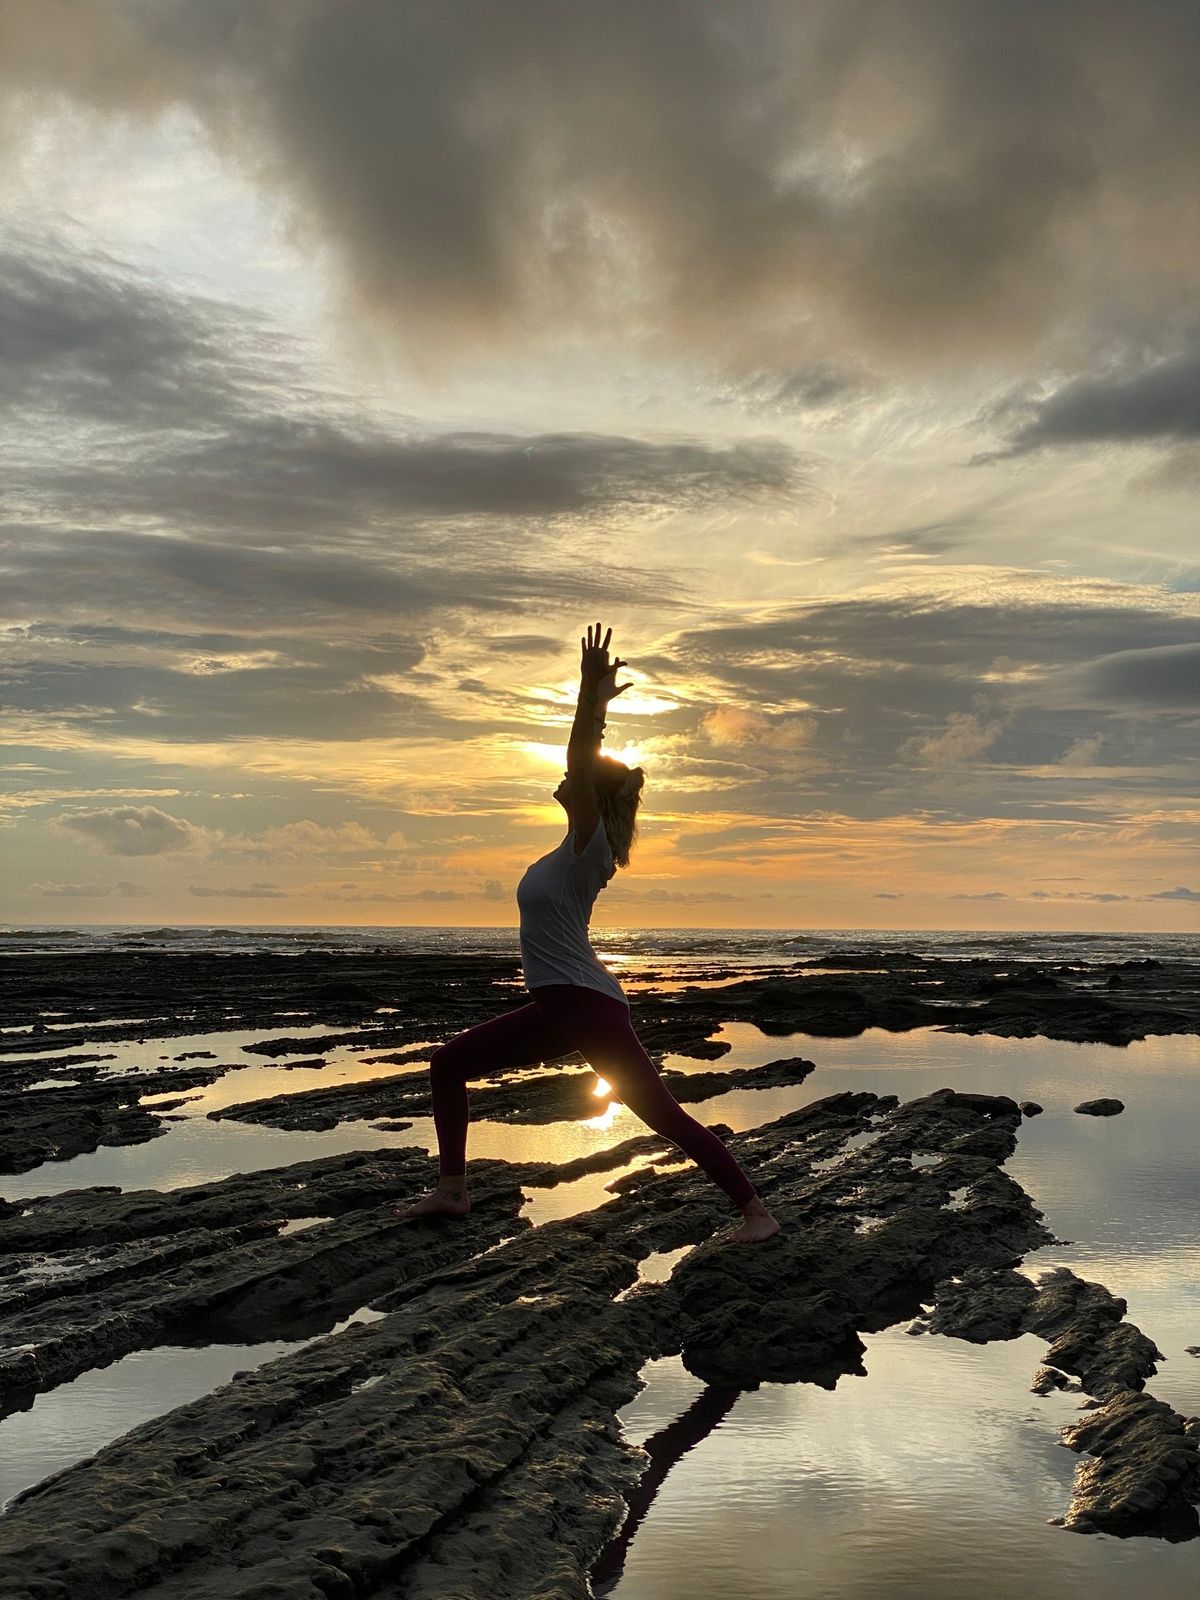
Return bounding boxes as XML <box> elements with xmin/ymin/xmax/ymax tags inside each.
<box><xmin>593</xmin><ymin>755</ymin><xmax>644</xmax><ymax>869</ymax></box>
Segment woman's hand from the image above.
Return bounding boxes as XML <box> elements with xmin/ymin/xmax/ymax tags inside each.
<box><xmin>580</xmin><ymin>622</ymin><xmax>633</xmax><ymax>702</ymax></box>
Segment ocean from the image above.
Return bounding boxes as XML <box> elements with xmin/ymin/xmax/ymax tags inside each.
<box><xmin>2</xmin><ymin>922</ymin><xmax>1196</xmax><ymax>966</ymax></box>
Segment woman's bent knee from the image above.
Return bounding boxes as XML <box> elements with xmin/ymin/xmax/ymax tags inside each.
<box><xmin>429</xmin><ymin>1042</ymin><xmax>464</xmax><ymax>1083</ymax></box>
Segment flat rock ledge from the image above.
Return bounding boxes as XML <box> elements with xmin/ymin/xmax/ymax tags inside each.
<box><xmin>207</xmin><ymin>1054</ymin><xmax>816</xmax><ymax>1132</ymax></box>
<box><xmin>1</xmin><ymin>1087</ymin><xmax>1060</xmax><ymax>1599</ymax></box>
<box><xmin>0</xmin><ymin>1066</ymin><xmax>230</xmax><ymax>1177</ymax></box>
<box><xmin>910</xmin><ymin>1265</ymin><xmax>1200</xmax><ymax>1537</ymax></box>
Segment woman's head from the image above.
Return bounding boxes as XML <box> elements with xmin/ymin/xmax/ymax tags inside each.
<box><xmin>594</xmin><ymin>755</ymin><xmax>644</xmax><ymax>868</ymax></box>
<box><xmin>553</xmin><ymin>756</ymin><xmax>645</xmax><ymax>868</ymax></box>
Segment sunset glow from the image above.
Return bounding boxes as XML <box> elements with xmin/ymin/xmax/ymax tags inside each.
<box><xmin>1</xmin><ymin>4</ymin><xmax>1196</xmax><ymax>932</ymax></box>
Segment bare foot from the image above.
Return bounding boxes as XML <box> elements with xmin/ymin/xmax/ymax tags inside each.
<box><xmin>394</xmin><ymin>1187</ymin><xmax>470</xmax><ymax>1220</ymax></box>
<box><xmin>724</xmin><ymin>1210</ymin><xmax>780</xmax><ymax>1244</ymax></box>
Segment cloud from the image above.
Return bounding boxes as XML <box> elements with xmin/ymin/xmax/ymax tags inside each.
<box><xmin>222</xmin><ymin>821</ymin><xmax>390</xmax><ymax>862</ymax></box>
<box><xmin>0</xmin><ymin>230</ymin><xmax>808</xmax><ymax>534</ymax></box>
<box><xmin>1057</xmin><ymin>734</ymin><xmax>1104</xmax><ymax>767</ymax></box>
<box><xmin>874</xmin><ymin>891</ymin><xmax>903</xmax><ymax>899</ymax></box>
<box><xmin>0</xmin><ymin>229</ymin><xmax>267</xmax><ymax>426</ymax></box>
<box><xmin>1028</xmin><ymin>889</ymin><xmax>1130</xmax><ymax>902</ymax></box>
<box><xmin>1148</xmin><ymin>885</ymin><xmax>1200</xmax><ymax>902</ymax></box>
<box><xmin>1033</xmin><ymin>640</ymin><xmax>1200</xmax><ymax>714</ymax></box>
<box><xmin>189</xmin><ymin>881</ymin><xmax>288</xmax><ymax>898</ymax></box>
<box><xmin>947</xmin><ymin>891</ymin><xmax>1009</xmax><ymax>901</ymax></box>
<box><xmin>52</xmin><ymin>414</ymin><xmax>809</xmax><ymax>536</ymax></box>
<box><xmin>0</xmin><ymin>235</ymin><xmax>821</xmax><ymax>752</ymax></box>
<box><xmin>52</xmin><ymin>804</ymin><xmax>206</xmax><ymax>856</ymax></box>
<box><xmin>608</xmin><ymin>887</ymin><xmax>750</xmax><ymax>903</ymax></box>
<box><xmin>479</xmin><ymin>635</ymin><xmax>562</xmax><ymax>658</ymax></box>
<box><xmin>32</xmin><ymin>878</ymin><xmax>148</xmax><ymax>898</ymax></box>
<box><xmin>481</xmin><ymin>879</ymin><xmax>504</xmax><ymax>901</ymax></box>
<box><xmin>998</xmin><ymin>349</ymin><xmax>1200</xmax><ymax>455</ymax></box>
<box><xmin>8</xmin><ymin>3</ymin><xmax>1200</xmax><ymax>371</ymax></box>
<box><xmin>899</xmin><ymin>712</ymin><xmax>1006</xmax><ymax>768</ymax></box>
<box><xmin>701</xmin><ymin>707</ymin><xmax>814</xmax><ymax>751</ymax></box>
<box><xmin>1077</xmin><ymin>643</ymin><xmax>1200</xmax><ymax>709</ymax></box>
<box><xmin>651</xmin><ymin>581</ymin><xmax>1199</xmax><ymax>823</ymax></box>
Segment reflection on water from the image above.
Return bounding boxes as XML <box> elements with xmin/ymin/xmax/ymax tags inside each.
<box><xmin>600</xmin><ymin>1331</ymin><xmax>1198</xmax><ymax>1600</ymax></box>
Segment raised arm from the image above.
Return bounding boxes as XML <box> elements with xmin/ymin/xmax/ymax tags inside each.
<box><xmin>566</xmin><ymin>622</ymin><xmax>631</xmax><ymax>851</ymax></box>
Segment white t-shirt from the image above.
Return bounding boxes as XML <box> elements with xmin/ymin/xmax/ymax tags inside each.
<box><xmin>516</xmin><ymin>818</ymin><xmax>629</xmax><ymax>1006</ymax></box>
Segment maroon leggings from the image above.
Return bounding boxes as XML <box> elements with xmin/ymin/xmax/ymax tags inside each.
<box><xmin>429</xmin><ymin>983</ymin><xmax>757</xmax><ymax>1209</ymax></box>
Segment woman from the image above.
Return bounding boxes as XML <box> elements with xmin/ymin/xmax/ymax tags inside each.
<box><xmin>398</xmin><ymin>622</ymin><xmax>780</xmax><ymax>1245</ymax></box>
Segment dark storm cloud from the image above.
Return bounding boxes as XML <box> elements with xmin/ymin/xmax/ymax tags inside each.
<box><xmin>992</xmin><ymin>349</ymin><xmax>1200</xmax><ymax>456</ymax></box>
<box><xmin>1075</xmin><ymin>642</ymin><xmax>1200</xmax><ymax>708</ymax></box>
<box><xmin>665</xmin><ymin>595</ymin><xmax>1200</xmax><ymax>685</ymax></box>
<box><xmin>478</xmin><ymin>635</ymin><xmax>562</xmax><ymax>658</ymax></box>
<box><xmin>8</xmin><ymin>1</ymin><xmax>1200</xmax><ymax>367</ymax></box>
<box><xmin>4</xmin><ymin>231</ymin><xmax>809</xmax><ymax>541</ymax></box>
<box><xmin>4</xmin><ymin>655</ymin><xmax>454</xmax><ymax>743</ymax></box>
<box><xmin>45</xmin><ymin>417</ymin><xmax>809</xmax><ymax>537</ymax></box>
<box><xmin>1</xmin><ymin>524</ymin><xmax>680</xmax><ymax>647</ymax></box>
<box><xmin>0</xmin><ymin>233</ymin><xmax>281</xmax><ymax>425</ymax></box>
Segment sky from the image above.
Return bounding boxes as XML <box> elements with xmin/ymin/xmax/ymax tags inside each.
<box><xmin>2</xmin><ymin>0</ymin><xmax>1198</xmax><ymax>932</ymax></box>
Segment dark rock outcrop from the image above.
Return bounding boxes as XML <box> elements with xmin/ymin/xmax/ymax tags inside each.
<box><xmin>209</xmin><ymin>1054</ymin><xmax>816</xmax><ymax>1132</ymax></box>
<box><xmin>0</xmin><ymin>1087</ymin><xmax>1057</xmax><ymax>1595</ymax></box>
<box><xmin>0</xmin><ymin>1065</ymin><xmax>230</xmax><ymax>1175</ymax></box>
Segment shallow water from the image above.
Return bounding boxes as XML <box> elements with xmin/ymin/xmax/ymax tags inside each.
<box><xmin>598</xmin><ymin>1333</ymin><xmax>1198</xmax><ymax>1600</ymax></box>
<box><xmin>0</xmin><ymin>1304</ymin><xmax>388</xmax><ymax>1511</ymax></box>
<box><xmin>2</xmin><ymin>1017</ymin><xmax>1197</xmax><ymax>1592</ymax></box>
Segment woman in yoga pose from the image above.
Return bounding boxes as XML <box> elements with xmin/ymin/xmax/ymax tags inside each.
<box><xmin>397</xmin><ymin>623</ymin><xmax>779</xmax><ymax>1245</ymax></box>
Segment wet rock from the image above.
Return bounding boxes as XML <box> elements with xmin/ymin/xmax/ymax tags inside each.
<box><xmin>1019</xmin><ymin>1101</ymin><xmax>1043</xmax><ymax>1116</ymax></box>
<box><xmin>1032</xmin><ymin>1366</ymin><xmax>1080</xmax><ymax>1395</ymax></box>
<box><xmin>671</xmin><ymin>1036</ymin><xmax>733</xmax><ymax>1060</ymax></box>
<box><xmin>0</xmin><ymin>1149</ymin><xmax>439</xmax><ymax>1254</ymax></box>
<box><xmin>1074</xmin><ymin>1099</ymin><xmax>1125</xmax><ymax>1116</ymax></box>
<box><xmin>660</xmin><ymin>1055</ymin><xmax>815</xmax><ymax>1101</ymax></box>
<box><xmin>915</xmin><ymin>1265</ymin><xmax>1037</xmax><ymax>1341</ymax></box>
<box><xmin>1023</xmin><ymin>1268</ymin><xmax>1161</xmax><ymax>1397</ymax></box>
<box><xmin>0</xmin><ymin>1088</ymin><xmax>1054</xmax><ymax>1594</ymax></box>
<box><xmin>0</xmin><ymin>1179</ymin><xmax>530</xmax><ymax>1415</ymax></box>
<box><xmin>211</xmin><ymin>1056</ymin><xmax>817</xmax><ymax>1133</ymax></box>
<box><xmin>4</xmin><ymin>948</ymin><xmax>1197</xmax><ymax>1062</ymax></box>
<box><xmin>1060</xmin><ymin>1391</ymin><xmax>1200</xmax><ymax>1538</ymax></box>
<box><xmin>976</xmin><ymin>971</ymin><xmax>1061</xmax><ymax>994</ymax></box>
<box><xmin>308</xmin><ymin>981</ymin><xmax>381</xmax><ymax>1006</ymax></box>
<box><xmin>0</xmin><ymin>1064</ymin><xmax>230</xmax><ymax>1175</ymax></box>
<box><xmin>2</xmin><ymin>1052</ymin><xmax>119</xmax><ymax>1073</ymax></box>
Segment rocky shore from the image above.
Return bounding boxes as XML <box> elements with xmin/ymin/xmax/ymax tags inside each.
<box><xmin>1</xmin><ymin>945</ymin><xmax>1198</xmax><ymax>1595</ymax></box>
